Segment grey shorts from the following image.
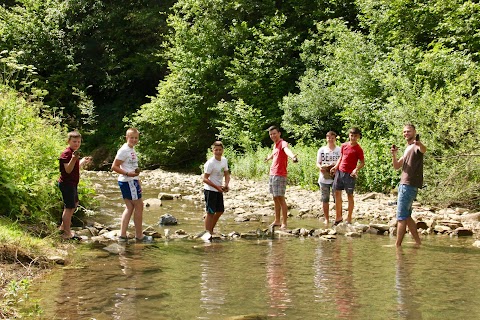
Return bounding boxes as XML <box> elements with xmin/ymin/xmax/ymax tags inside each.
<box><xmin>333</xmin><ymin>170</ymin><xmax>356</xmax><ymax>195</ymax></box>
<box><xmin>269</xmin><ymin>175</ymin><xmax>287</xmax><ymax>197</ymax></box>
<box><xmin>319</xmin><ymin>183</ymin><xmax>333</xmax><ymax>203</ymax></box>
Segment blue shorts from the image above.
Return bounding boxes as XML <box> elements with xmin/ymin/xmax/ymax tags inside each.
<box><xmin>204</xmin><ymin>189</ymin><xmax>224</xmax><ymax>214</ymax></box>
<box><xmin>58</xmin><ymin>182</ymin><xmax>78</xmax><ymax>209</ymax></box>
<box><xmin>333</xmin><ymin>170</ymin><xmax>356</xmax><ymax>194</ymax></box>
<box><xmin>269</xmin><ymin>175</ymin><xmax>287</xmax><ymax>197</ymax></box>
<box><xmin>118</xmin><ymin>180</ymin><xmax>142</xmax><ymax>200</ymax></box>
<box><xmin>397</xmin><ymin>184</ymin><xmax>418</xmax><ymax>220</ymax></box>
<box><xmin>319</xmin><ymin>183</ymin><xmax>333</xmax><ymax>203</ymax></box>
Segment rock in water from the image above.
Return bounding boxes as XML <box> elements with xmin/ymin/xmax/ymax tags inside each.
<box><xmin>158</xmin><ymin>213</ymin><xmax>178</xmax><ymax>225</ymax></box>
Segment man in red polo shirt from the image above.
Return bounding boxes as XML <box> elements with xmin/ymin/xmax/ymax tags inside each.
<box><xmin>265</xmin><ymin>126</ymin><xmax>298</xmax><ymax>229</ymax></box>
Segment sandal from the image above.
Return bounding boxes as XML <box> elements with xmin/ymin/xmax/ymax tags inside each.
<box><xmin>333</xmin><ymin>219</ymin><xmax>343</xmax><ymax>226</ymax></box>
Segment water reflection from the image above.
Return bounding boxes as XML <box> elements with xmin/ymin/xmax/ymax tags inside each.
<box><xmin>313</xmin><ymin>240</ymin><xmax>358</xmax><ymax>318</ymax></box>
<box><xmin>199</xmin><ymin>243</ymin><xmax>227</xmax><ymax>319</ymax></box>
<box><xmin>266</xmin><ymin>240</ymin><xmax>291</xmax><ymax>317</ymax></box>
<box><xmin>395</xmin><ymin>248</ymin><xmax>422</xmax><ymax>319</ymax></box>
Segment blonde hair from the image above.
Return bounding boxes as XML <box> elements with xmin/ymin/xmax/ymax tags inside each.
<box><xmin>126</xmin><ymin>128</ymin><xmax>140</xmax><ymax>136</ymax></box>
<box><xmin>67</xmin><ymin>131</ymin><xmax>81</xmax><ymax>141</ymax></box>
<box><xmin>211</xmin><ymin>141</ymin><xmax>224</xmax><ymax>149</ymax></box>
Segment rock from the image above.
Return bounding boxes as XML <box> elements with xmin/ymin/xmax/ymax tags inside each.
<box><xmin>103</xmin><ymin>243</ymin><xmax>126</xmax><ymax>254</ymax></box>
<box><xmin>234</xmin><ymin>216</ymin><xmax>249</xmax><ymax>222</ymax></box>
<box><xmin>345</xmin><ymin>231</ymin><xmax>362</xmax><ymax>237</ymax></box>
<box><xmin>228</xmin><ymin>231</ymin><xmax>240</xmax><ymax>238</ymax></box>
<box><xmin>452</xmin><ymin>228</ymin><xmax>473</xmax><ymax>237</ymax></box>
<box><xmin>473</xmin><ymin>240</ymin><xmax>480</xmax><ymax>248</ymax></box>
<box><xmin>234</xmin><ymin>208</ymin><xmax>246</xmax><ymax>215</ymax></box>
<box><xmin>320</xmin><ymin>234</ymin><xmax>337</xmax><ymax>241</ymax></box>
<box><xmin>144</xmin><ymin>198</ymin><xmax>162</xmax><ymax>207</ymax></box>
<box><xmin>47</xmin><ymin>255</ymin><xmax>66</xmax><ymax>265</ymax></box>
<box><xmin>158</xmin><ymin>214</ymin><xmax>178</xmax><ymax>225</ymax></box>
<box><xmin>461</xmin><ymin>212</ymin><xmax>480</xmax><ymax>222</ymax></box>
<box><xmin>434</xmin><ymin>225</ymin><xmax>452</xmax><ymax>234</ymax></box>
<box><xmin>437</xmin><ymin>220</ymin><xmax>463</xmax><ymax>229</ymax></box>
<box><xmin>416</xmin><ymin>221</ymin><xmax>428</xmax><ymax>229</ymax></box>
<box><xmin>175</xmin><ymin>229</ymin><xmax>187</xmax><ymax>235</ymax></box>
<box><xmin>158</xmin><ymin>193</ymin><xmax>182</xmax><ymax>200</ymax></box>
<box><xmin>370</xmin><ymin>224</ymin><xmax>390</xmax><ymax>233</ymax></box>
<box><xmin>361</xmin><ymin>193</ymin><xmax>380</xmax><ymax>201</ymax></box>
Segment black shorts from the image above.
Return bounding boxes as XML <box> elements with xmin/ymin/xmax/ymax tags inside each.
<box><xmin>58</xmin><ymin>182</ymin><xmax>78</xmax><ymax>209</ymax></box>
<box><xmin>204</xmin><ymin>189</ymin><xmax>224</xmax><ymax>214</ymax></box>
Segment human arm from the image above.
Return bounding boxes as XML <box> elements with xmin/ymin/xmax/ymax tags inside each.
<box><xmin>111</xmin><ymin>158</ymin><xmax>139</xmax><ymax>178</ymax></box>
<box><xmin>223</xmin><ymin>170</ymin><xmax>231</xmax><ymax>192</ymax></box>
<box><xmin>64</xmin><ymin>151</ymin><xmax>80</xmax><ymax>174</ymax></box>
<box><xmin>330</xmin><ymin>153</ymin><xmax>343</xmax><ymax>175</ymax></box>
<box><xmin>416</xmin><ymin>140</ymin><xmax>427</xmax><ymax>154</ymax></box>
<box><xmin>391</xmin><ymin>146</ymin><xmax>404</xmax><ymax>170</ymax></box>
<box><xmin>351</xmin><ymin>159</ymin><xmax>365</xmax><ymax>178</ymax></box>
<box><xmin>79</xmin><ymin>156</ymin><xmax>92</xmax><ymax>167</ymax></box>
<box><xmin>283</xmin><ymin>146</ymin><xmax>298</xmax><ymax>162</ymax></box>
<box><xmin>203</xmin><ymin>173</ymin><xmax>224</xmax><ymax>193</ymax></box>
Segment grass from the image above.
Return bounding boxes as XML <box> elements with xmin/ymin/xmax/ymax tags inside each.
<box><xmin>0</xmin><ymin>217</ymin><xmax>69</xmax><ymax>318</ymax></box>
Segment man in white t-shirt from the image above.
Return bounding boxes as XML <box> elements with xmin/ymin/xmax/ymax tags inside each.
<box><xmin>316</xmin><ymin>131</ymin><xmax>341</xmax><ymax>225</ymax></box>
<box><xmin>203</xmin><ymin>141</ymin><xmax>230</xmax><ymax>236</ymax></box>
<box><xmin>111</xmin><ymin>128</ymin><xmax>152</xmax><ymax>243</ymax></box>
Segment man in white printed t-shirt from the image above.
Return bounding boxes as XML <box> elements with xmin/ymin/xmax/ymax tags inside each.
<box><xmin>316</xmin><ymin>131</ymin><xmax>341</xmax><ymax>225</ymax></box>
<box><xmin>203</xmin><ymin>141</ymin><xmax>230</xmax><ymax>236</ymax></box>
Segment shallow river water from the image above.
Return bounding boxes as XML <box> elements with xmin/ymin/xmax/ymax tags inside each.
<box><xmin>32</xmin><ymin>172</ymin><xmax>480</xmax><ymax>319</ymax></box>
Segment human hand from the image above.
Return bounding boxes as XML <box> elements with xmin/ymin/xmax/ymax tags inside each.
<box><xmin>222</xmin><ymin>185</ymin><xmax>229</xmax><ymax>192</ymax></box>
<box><xmin>390</xmin><ymin>144</ymin><xmax>398</xmax><ymax>155</ymax></box>
<box><xmin>350</xmin><ymin>169</ymin><xmax>358</xmax><ymax>178</ymax></box>
<box><xmin>292</xmin><ymin>155</ymin><xmax>299</xmax><ymax>163</ymax></box>
<box><xmin>330</xmin><ymin>166</ymin><xmax>337</xmax><ymax>175</ymax></box>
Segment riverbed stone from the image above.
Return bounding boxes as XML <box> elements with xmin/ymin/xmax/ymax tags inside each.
<box><xmin>434</xmin><ymin>225</ymin><xmax>452</xmax><ymax>234</ymax></box>
<box><xmin>452</xmin><ymin>228</ymin><xmax>474</xmax><ymax>237</ymax></box>
<box><xmin>144</xmin><ymin>198</ymin><xmax>162</xmax><ymax>207</ymax></box>
<box><xmin>158</xmin><ymin>213</ymin><xmax>178</xmax><ymax>225</ymax></box>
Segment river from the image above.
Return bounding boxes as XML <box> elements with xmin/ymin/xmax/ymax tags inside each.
<box><xmin>31</xmin><ymin>171</ymin><xmax>480</xmax><ymax>319</ymax></box>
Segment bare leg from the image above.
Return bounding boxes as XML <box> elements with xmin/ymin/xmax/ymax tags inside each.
<box><xmin>277</xmin><ymin>196</ymin><xmax>288</xmax><ymax>228</ymax></box>
<box><xmin>60</xmin><ymin>207</ymin><xmax>76</xmax><ymax>238</ymax></box>
<box><xmin>406</xmin><ymin>217</ymin><xmax>421</xmax><ymax>245</ymax></box>
<box><xmin>120</xmin><ymin>200</ymin><xmax>135</xmax><ymax>238</ymax></box>
<box><xmin>334</xmin><ymin>190</ymin><xmax>343</xmax><ymax>222</ymax></box>
<box><xmin>204</xmin><ymin>212</ymin><xmax>213</xmax><ymax>232</ymax></box>
<box><xmin>322</xmin><ymin>202</ymin><xmax>329</xmax><ymax>224</ymax></box>
<box><xmin>132</xmin><ymin>199</ymin><xmax>144</xmax><ymax>239</ymax></box>
<box><xmin>271</xmin><ymin>196</ymin><xmax>282</xmax><ymax>226</ymax></box>
<box><xmin>210</xmin><ymin>212</ymin><xmax>223</xmax><ymax>233</ymax></box>
<box><xmin>346</xmin><ymin>193</ymin><xmax>354</xmax><ymax>223</ymax></box>
<box><xmin>396</xmin><ymin>220</ymin><xmax>407</xmax><ymax>247</ymax></box>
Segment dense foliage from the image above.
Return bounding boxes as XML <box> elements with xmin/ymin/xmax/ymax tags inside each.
<box><xmin>1</xmin><ymin>0</ymin><xmax>479</xmax><ymax>208</ymax></box>
<box><xmin>0</xmin><ymin>52</ymin><xmax>95</xmax><ymax>225</ymax></box>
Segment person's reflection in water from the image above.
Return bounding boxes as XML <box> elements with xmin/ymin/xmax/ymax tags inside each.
<box><xmin>395</xmin><ymin>247</ymin><xmax>422</xmax><ymax>319</ymax></box>
<box><xmin>111</xmin><ymin>243</ymin><xmax>153</xmax><ymax>320</ymax></box>
<box><xmin>325</xmin><ymin>240</ymin><xmax>358</xmax><ymax>318</ymax></box>
<box><xmin>266</xmin><ymin>240</ymin><xmax>291</xmax><ymax>317</ymax></box>
<box><xmin>199</xmin><ymin>243</ymin><xmax>227</xmax><ymax>319</ymax></box>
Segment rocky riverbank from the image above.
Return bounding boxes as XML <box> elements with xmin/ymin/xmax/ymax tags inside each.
<box><xmin>76</xmin><ymin>169</ymin><xmax>480</xmax><ymax>247</ymax></box>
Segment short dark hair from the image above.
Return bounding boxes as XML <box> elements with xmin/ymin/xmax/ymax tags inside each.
<box><xmin>404</xmin><ymin>123</ymin><xmax>416</xmax><ymax>130</ymax></box>
<box><xmin>326</xmin><ymin>131</ymin><xmax>337</xmax><ymax>137</ymax></box>
<box><xmin>349</xmin><ymin>127</ymin><xmax>361</xmax><ymax>135</ymax></box>
<box><xmin>211</xmin><ymin>141</ymin><xmax>224</xmax><ymax>149</ymax></box>
<box><xmin>267</xmin><ymin>125</ymin><xmax>280</xmax><ymax>132</ymax></box>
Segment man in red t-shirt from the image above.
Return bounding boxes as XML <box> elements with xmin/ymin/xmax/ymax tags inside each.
<box><xmin>265</xmin><ymin>126</ymin><xmax>298</xmax><ymax>229</ymax></box>
<box><xmin>330</xmin><ymin>127</ymin><xmax>365</xmax><ymax>225</ymax></box>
